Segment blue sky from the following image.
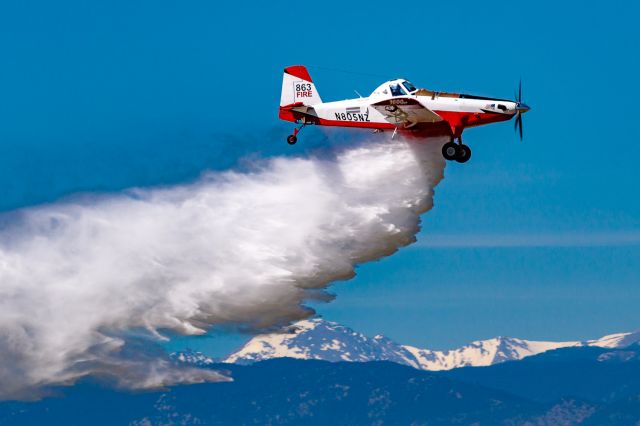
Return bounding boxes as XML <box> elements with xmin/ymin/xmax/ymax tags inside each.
<box><xmin>1</xmin><ymin>1</ymin><xmax>638</xmax><ymax>353</ymax></box>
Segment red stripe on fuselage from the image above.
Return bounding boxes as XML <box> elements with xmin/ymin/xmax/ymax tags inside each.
<box><xmin>316</xmin><ymin>118</ymin><xmax>395</xmax><ymax>130</ymax></box>
<box><xmin>434</xmin><ymin>110</ymin><xmax>513</xmax><ymax>130</ymax></box>
<box><xmin>279</xmin><ymin>108</ymin><xmax>514</xmax><ymax>137</ymax></box>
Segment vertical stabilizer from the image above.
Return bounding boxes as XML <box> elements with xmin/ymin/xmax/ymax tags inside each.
<box><xmin>280</xmin><ymin>65</ymin><xmax>322</xmax><ymax>107</ymax></box>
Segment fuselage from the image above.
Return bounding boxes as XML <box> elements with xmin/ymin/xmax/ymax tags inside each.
<box><xmin>281</xmin><ymin>78</ymin><xmax>528</xmax><ymax>139</ymax></box>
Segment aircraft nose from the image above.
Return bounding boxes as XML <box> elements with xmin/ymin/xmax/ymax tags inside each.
<box><xmin>517</xmin><ymin>103</ymin><xmax>530</xmax><ymax>113</ymax></box>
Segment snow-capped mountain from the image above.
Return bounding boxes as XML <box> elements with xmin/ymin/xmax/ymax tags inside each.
<box><xmin>218</xmin><ymin>319</ymin><xmax>640</xmax><ymax>371</ymax></box>
<box><xmin>402</xmin><ymin>336</ymin><xmax>579</xmax><ymax>370</ymax></box>
<box><xmin>224</xmin><ymin>319</ymin><xmax>421</xmax><ymax>368</ymax></box>
<box><xmin>170</xmin><ymin>349</ymin><xmax>217</xmax><ymax>366</ymax></box>
<box><xmin>586</xmin><ymin>331</ymin><xmax>640</xmax><ymax>348</ymax></box>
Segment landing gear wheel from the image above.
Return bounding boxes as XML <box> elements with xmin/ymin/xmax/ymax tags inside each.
<box><xmin>442</xmin><ymin>142</ymin><xmax>459</xmax><ymax>161</ymax></box>
<box><xmin>287</xmin><ymin>135</ymin><xmax>297</xmax><ymax>145</ymax></box>
<box><xmin>456</xmin><ymin>144</ymin><xmax>472</xmax><ymax>163</ymax></box>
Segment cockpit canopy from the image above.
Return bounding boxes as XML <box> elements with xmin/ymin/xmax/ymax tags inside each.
<box><xmin>371</xmin><ymin>79</ymin><xmax>418</xmax><ymax>97</ymax></box>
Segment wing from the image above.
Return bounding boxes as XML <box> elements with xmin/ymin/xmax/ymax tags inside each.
<box><xmin>370</xmin><ymin>98</ymin><xmax>442</xmax><ymax>127</ymax></box>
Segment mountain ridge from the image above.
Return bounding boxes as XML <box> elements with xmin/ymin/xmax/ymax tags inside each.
<box><xmin>183</xmin><ymin>319</ymin><xmax>640</xmax><ymax>371</ymax></box>
<box><xmin>6</xmin><ymin>345</ymin><xmax>640</xmax><ymax>425</ymax></box>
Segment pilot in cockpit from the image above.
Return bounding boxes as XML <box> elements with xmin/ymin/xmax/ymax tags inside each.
<box><xmin>390</xmin><ymin>83</ymin><xmax>406</xmax><ymax>97</ymax></box>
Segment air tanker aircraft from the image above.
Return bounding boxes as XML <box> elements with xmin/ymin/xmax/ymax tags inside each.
<box><xmin>279</xmin><ymin>65</ymin><xmax>530</xmax><ymax>163</ymax></box>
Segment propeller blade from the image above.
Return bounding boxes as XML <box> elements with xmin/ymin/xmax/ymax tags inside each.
<box><xmin>514</xmin><ymin>112</ymin><xmax>524</xmax><ymax>141</ymax></box>
<box><xmin>518</xmin><ymin>114</ymin><xmax>523</xmax><ymax>140</ymax></box>
<box><xmin>518</xmin><ymin>79</ymin><xmax>522</xmax><ymax>103</ymax></box>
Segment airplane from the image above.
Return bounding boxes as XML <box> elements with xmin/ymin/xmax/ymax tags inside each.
<box><xmin>279</xmin><ymin>65</ymin><xmax>530</xmax><ymax>163</ymax></box>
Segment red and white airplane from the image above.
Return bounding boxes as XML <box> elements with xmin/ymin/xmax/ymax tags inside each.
<box><xmin>279</xmin><ymin>65</ymin><xmax>530</xmax><ymax>163</ymax></box>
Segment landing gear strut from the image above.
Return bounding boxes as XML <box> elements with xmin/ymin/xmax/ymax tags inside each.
<box><xmin>287</xmin><ymin>123</ymin><xmax>306</xmax><ymax>145</ymax></box>
<box><xmin>442</xmin><ymin>137</ymin><xmax>472</xmax><ymax>163</ymax></box>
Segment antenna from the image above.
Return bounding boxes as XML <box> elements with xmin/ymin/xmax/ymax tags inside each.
<box><xmin>354</xmin><ymin>90</ymin><xmax>363</xmax><ymax>98</ymax></box>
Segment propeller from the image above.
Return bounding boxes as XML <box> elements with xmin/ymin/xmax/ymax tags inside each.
<box><xmin>513</xmin><ymin>79</ymin><xmax>529</xmax><ymax>141</ymax></box>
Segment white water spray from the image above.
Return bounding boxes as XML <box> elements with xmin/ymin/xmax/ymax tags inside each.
<box><xmin>0</xmin><ymin>137</ymin><xmax>446</xmax><ymax>398</ymax></box>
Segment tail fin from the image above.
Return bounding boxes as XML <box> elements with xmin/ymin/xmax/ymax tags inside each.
<box><xmin>280</xmin><ymin>65</ymin><xmax>322</xmax><ymax>107</ymax></box>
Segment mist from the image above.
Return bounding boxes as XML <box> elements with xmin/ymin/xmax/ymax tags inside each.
<box><xmin>0</xmin><ymin>136</ymin><xmax>446</xmax><ymax>399</ymax></box>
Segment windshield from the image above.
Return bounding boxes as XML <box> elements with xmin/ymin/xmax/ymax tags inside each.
<box><xmin>402</xmin><ymin>81</ymin><xmax>417</xmax><ymax>92</ymax></box>
<box><xmin>390</xmin><ymin>84</ymin><xmax>407</xmax><ymax>97</ymax></box>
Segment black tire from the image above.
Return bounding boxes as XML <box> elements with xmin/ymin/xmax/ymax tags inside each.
<box><xmin>442</xmin><ymin>142</ymin><xmax>459</xmax><ymax>160</ymax></box>
<box><xmin>456</xmin><ymin>144</ymin><xmax>472</xmax><ymax>163</ymax></box>
<box><xmin>287</xmin><ymin>135</ymin><xmax>297</xmax><ymax>145</ymax></box>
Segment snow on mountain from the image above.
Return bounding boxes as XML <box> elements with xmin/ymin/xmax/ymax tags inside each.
<box><xmin>587</xmin><ymin>331</ymin><xmax>640</xmax><ymax>348</ymax></box>
<box><xmin>219</xmin><ymin>319</ymin><xmax>640</xmax><ymax>371</ymax></box>
<box><xmin>170</xmin><ymin>349</ymin><xmax>216</xmax><ymax>366</ymax></box>
<box><xmin>403</xmin><ymin>337</ymin><xmax>579</xmax><ymax>371</ymax></box>
<box><xmin>223</xmin><ymin>319</ymin><xmax>420</xmax><ymax>368</ymax></box>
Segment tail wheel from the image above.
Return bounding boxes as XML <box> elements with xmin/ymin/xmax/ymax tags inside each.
<box><xmin>287</xmin><ymin>135</ymin><xmax>297</xmax><ymax>145</ymax></box>
<box><xmin>456</xmin><ymin>144</ymin><xmax>472</xmax><ymax>163</ymax></box>
<box><xmin>442</xmin><ymin>142</ymin><xmax>459</xmax><ymax>160</ymax></box>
